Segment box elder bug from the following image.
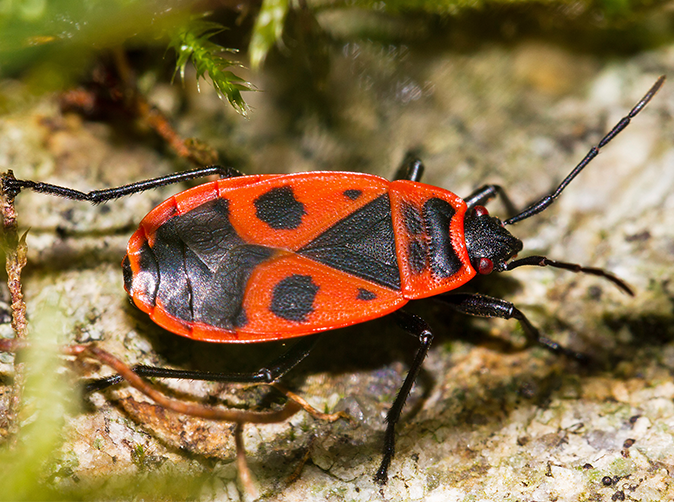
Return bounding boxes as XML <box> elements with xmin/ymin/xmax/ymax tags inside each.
<box><xmin>0</xmin><ymin>75</ymin><xmax>664</xmax><ymax>484</ymax></box>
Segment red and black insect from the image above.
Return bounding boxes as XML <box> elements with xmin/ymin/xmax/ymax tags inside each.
<box><xmin>2</xmin><ymin>76</ymin><xmax>664</xmax><ymax>483</ymax></box>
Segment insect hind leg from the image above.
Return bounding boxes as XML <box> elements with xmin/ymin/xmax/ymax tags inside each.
<box><xmin>84</xmin><ymin>334</ymin><xmax>320</xmax><ymax>393</ymax></box>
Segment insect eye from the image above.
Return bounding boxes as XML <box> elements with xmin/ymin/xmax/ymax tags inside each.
<box><xmin>473</xmin><ymin>205</ymin><xmax>489</xmax><ymax>217</ymax></box>
<box><xmin>478</xmin><ymin>257</ymin><xmax>494</xmax><ymax>275</ymax></box>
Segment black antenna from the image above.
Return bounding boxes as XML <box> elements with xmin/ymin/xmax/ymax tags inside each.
<box><xmin>504</xmin><ymin>75</ymin><xmax>665</xmax><ymax>226</ymax></box>
<box><xmin>503</xmin><ymin>256</ymin><xmax>634</xmax><ymax>296</ymax></box>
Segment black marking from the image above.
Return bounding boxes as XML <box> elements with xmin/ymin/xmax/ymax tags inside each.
<box><xmin>254</xmin><ymin>185</ymin><xmax>306</xmax><ymax>230</ymax></box>
<box><xmin>128</xmin><ymin>242</ymin><xmax>160</xmax><ymax>305</ymax></box>
<box><xmin>299</xmin><ymin>194</ymin><xmax>401</xmax><ymax>290</ymax></box>
<box><xmin>423</xmin><ymin>198</ymin><xmax>462</xmax><ymax>278</ymax></box>
<box><xmin>408</xmin><ymin>239</ymin><xmax>427</xmax><ymax>274</ymax></box>
<box><xmin>122</xmin><ymin>255</ymin><xmax>133</xmax><ymax>293</ymax></box>
<box><xmin>357</xmin><ymin>288</ymin><xmax>377</xmax><ymax>301</ymax></box>
<box><xmin>402</xmin><ymin>203</ymin><xmax>423</xmax><ymax>235</ymax></box>
<box><xmin>270</xmin><ymin>275</ymin><xmax>319</xmax><ymax>322</ymax></box>
<box><xmin>150</xmin><ymin>198</ymin><xmax>273</xmax><ymax>330</ymax></box>
<box><xmin>151</xmin><ymin>227</ymin><xmax>193</xmax><ymax>322</ymax></box>
<box><xmin>233</xmin><ymin>307</ymin><xmax>248</xmax><ymax>328</ymax></box>
<box><xmin>343</xmin><ymin>189</ymin><xmax>362</xmax><ymax>200</ymax></box>
<box><xmin>192</xmin><ymin>244</ymin><xmax>273</xmax><ymax>328</ymax></box>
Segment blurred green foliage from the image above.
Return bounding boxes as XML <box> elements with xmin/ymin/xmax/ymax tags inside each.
<box><xmin>0</xmin><ymin>0</ymin><xmax>668</xmax><ymax>115</ymax></box>
<box><xmin>0</xmin><ymin>0</ymin><xmax>256</xmax><ymax>114</ymax></box>
<box><xmin>0</xmin><ymin>296</ymin><xmax>76</xmax><ymax>500</ymax></box>
<box><xmin>334</xmin><ymin>0</ymin><xmax>639</xmax><ymax>16</ymax></box>
<box><xmin>250</xmin><ymin>0</ymin><xmax>290</xmax><ymax>69</ymax></box>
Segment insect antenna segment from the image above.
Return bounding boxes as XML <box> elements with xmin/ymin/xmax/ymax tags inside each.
<box><xmin>495</xmin><ymin>76</ymin><xmax>665</xmax><ymax>294</ymax></box>
<box><xmin>504</xmin><ymin>75</ymin><xmax>665</xmax><ymax>226</ymax></box>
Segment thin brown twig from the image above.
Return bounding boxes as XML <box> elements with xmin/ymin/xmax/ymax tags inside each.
<box><xmin>286</xmin><ymin>436</ymin><xmax>314</xmax><ymax>485</ymax></box>
<box><xmin>83</xmin><ymin>345</ymin><xmax>303</xmax><ymax>424</ymax></box>
<box><xmin>0</xmin><ymin>337</ymin><xmax>353</xmax><ymax>491</ymax></box>
<box><xmin>1</xmin><ymin>170</ymin><xmax>29</xmax><ymax>440</ymax></box>
<box><xmin>271</xmin><ymin>382</ymin><xmax>354</xmax><ymax>424</ymax></box>
<box><xmin>59</xmin><ymin>52</ymin><xmax>219</xmax><ymax>167</ymax></box>
<box><xmin>113</xmin><ymin>49</ymin><xmax>219</xmax><ymax>166</ymax></box>
<box><xmin>0</xmin><ymin>338</ymin><xmax>357</xmax><ymax>428</ymax></box>
<box><xmin>235</xmin><ymin>422</ymin><xmax>259</xmax><ymax>499</ymax></box>
<box><xmin>1</xmin><ymin>171</ymin><xmax>28</xmax><ymax>338</ymax></box>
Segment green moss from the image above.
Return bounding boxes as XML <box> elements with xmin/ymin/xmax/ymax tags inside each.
<box><xmin>169</xmin><ymin>19</ymin><xmax>253</xmax><ymax>116</ymax></box>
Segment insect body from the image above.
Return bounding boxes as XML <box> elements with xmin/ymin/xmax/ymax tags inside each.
<box><xmin>1</xmin><ymin>75</ymin><xmax>665</xmax><ymax>484</ymax></box>
<box><xmin>123</xmin><ymin>171</ymin><xmax>488</xmax><ymax>342</ymax></box>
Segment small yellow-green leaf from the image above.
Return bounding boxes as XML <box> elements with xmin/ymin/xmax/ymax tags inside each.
<box><xmin>249</xmin><ymin>0</ymin><xmax>290</xmax><ymax>70</ymax></box>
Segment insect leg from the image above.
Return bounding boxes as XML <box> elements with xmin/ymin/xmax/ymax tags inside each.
<box><xmin>393</xmin><ymin>155</ymin><xmax>518</xmax><ymax>216</ymax></box>
<box><xmin>2</xmin><ymin>165</ymin><xmax>243</xmax><ymax>203</ymax></box>
<box><xmin>463</xmin><ymin>185</ymin><xmax>502</xmax><ymax>208</ymax></box>
<box><xmin>375</xmin><ymin>309</ymin><xmax>434</xmax><ymax>484</ymax></box>
<box><xmin>85</xmin><ymin>334</ymin><xmax>320</xmax><ymax>393</ymax></box>
<box><xmin>393</xmin><ymin>154</ymin><xmax>425</xmax><ymax>182</ymax></box>
<box><xmin>463</xmin><ymin>184</ymin><xmax>518</xmax><ymax>217</ymax></box>
<box><xmin>436</xmin><ymin>293</ymin><xmax>586</xmax><ymax>360</ymax></box>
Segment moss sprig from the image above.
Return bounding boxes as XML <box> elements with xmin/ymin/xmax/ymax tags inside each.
<box><xmin>169</xmin><ymin>20</ymin><xmax>253</xmax><ymax>116</ymax></box>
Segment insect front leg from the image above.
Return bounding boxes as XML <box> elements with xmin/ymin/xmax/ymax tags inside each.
<box><xmin>392</xmin><ymin>155</ymin><xmax>520</xmax><ymax>216</ymax></box>
<box><xmin>463</xmin><ymin>185</ymin><xmax>518</xmax><ymax>217</ymax></box>
<box><xmin>1</xmin><ymin>165</ymin><xmax>243</xmax><ymax>203</ymax></box>
<box><xmin>375</xmin><ymin>309</ymin><xmax>434</xmax><ymax>484</ymax></box>
<box><xmin>436</xmin><ymin>293</ymin><xmax>586</xmax><ymax>361</ymax></box>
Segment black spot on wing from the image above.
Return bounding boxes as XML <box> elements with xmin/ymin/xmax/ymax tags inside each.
<box><xmin>150</xmin><ymin>198</ymin><xmax>273</xmax><ymax>330</ymax></box>
<box><xmin>270</xmin><ymin>274</ymin><xmax>319</xmax><ymax>322</ymax></box>
<box><xmin>299</xmin><ymin>194</ymin><xmax>400</xmax><ymax>290</ymax></box>
<box><xmin>423</xmin><ymin>198</ymin><xmax>461</xmax><ymax>279</ymax></box>
<box><xmin>357</xmin><ymin>288</ymin><xmax>377</xmax><ymax>301</ymax></box>
<box><xmin>343</xmin><ymin>189</ymin><xmax>362</xmax><ymax>200</ymax></box>
<box><xmin>254</xmin><ymin>185</ymin><xmax>306</xmax><ymax>230</ymax></box>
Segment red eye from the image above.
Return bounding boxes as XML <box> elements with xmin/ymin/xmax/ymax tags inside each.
<box><xmin>474</xmin><ymin>205</ymin><xmax>489</xmax><ymax>217</ymax></box>
<box><xmin>478</xmin><ymin>258</ymin><xmax>494</xmax><ymax>275</ymax></box>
